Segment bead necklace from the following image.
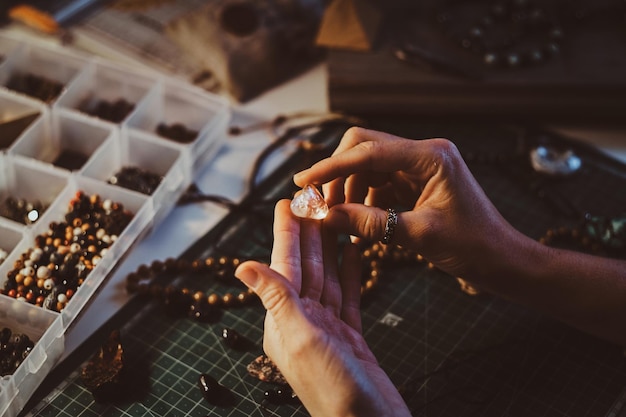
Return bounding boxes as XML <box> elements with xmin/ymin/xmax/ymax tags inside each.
<box><xmin>437</xmin><ymin>0</ymin><xmax>564</xmax><ymax>69</ymax></box>
<box><xmin>457</xmin><ymin>213</ymin><xmax>626</xmax><ymax>297</ymax></box>
<box><xmin>124</xmin><ymin>241</ymin><xmax>429</xmax><ymax>319</ymax></box>
<box><xmin>538</xmin><ymin>212</ymin><xmax>626</xmax><ymax>258</ymax></box>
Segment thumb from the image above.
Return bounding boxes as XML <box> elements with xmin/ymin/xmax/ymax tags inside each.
<box><xmin>324</xmin><ymin>203</ymin><xmax>407</xmax><ymax>246</ymax></box>
<box><xmin>235</xmin><ymin>261</ymin><xmax>309</xmax><ymax>330</ymax></box>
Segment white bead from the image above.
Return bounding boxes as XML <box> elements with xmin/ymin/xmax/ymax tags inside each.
<box><xmin>36</xmin><ymin>266</ymin><xmax>50</xmax><ymax>279</ymax></box>
<box><xmin>57</xmin><ymin>293</ymin><xmax>68</xmax><ymax>303</ymax></box>
<box><xmin>43</xmin><ymin>279</ymin><xmax>54</xmax><ymax>290</ymax></box>
<box><xmin>21</xmin><ymin>266</ymin><xmax>35</xmax><ymax>277</ymax></box>
<box><xmin>30</xmin><ymin>248</ymin><xmax>43</xmax><ymax>261</ymax></box>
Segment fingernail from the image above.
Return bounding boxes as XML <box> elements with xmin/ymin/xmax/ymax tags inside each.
<box><xmin>293</xmin><ymin>170</ymin><xmax>307</xmax><ymax>185</ymax></box>
<box><xmin>235</xmin><ymin>265</ymin><xmax>259</xmax><ymax>289</ymax></box>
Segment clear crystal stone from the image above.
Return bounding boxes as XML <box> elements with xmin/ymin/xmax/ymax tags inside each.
<box><xmin>290</xmin><ymin>184</ymin><xmax>329</xmax><ymax>220</ymax></box>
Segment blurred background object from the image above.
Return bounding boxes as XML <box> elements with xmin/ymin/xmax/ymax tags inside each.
<box><xmin>167</xmin><ymin>0</ymin><xmax>325</xmax><ymax>101</ymax></box>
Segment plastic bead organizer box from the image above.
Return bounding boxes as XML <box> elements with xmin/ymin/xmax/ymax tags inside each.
<box><xmin>0</xmin><ymin>33</ymin><xmax>229</xmax><ymax>417</ymax></box>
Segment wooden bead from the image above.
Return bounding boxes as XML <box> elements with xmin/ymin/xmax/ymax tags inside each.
<box><xmin>208</xmin><ymin>293</ymin><xmax>221</xmax><ymax>307</ymax></box>
<box><xmin>222</xmin><ymin>293</ymin><xmax>235</xmax><ymax>307</ymax></box>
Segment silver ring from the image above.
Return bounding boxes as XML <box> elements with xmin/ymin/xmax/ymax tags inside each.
<box><xmin>381</xmin><ymin>208</ymin><xmax>398</xmax><ymax>244</ymax></box>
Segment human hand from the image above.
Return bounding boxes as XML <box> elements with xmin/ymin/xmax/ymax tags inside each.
<box><xmin>293</xmin><ymin>127</ymin><xmax>529</xmax><ymax>283</ymax></box>
<box><xmin>235</xmin><ymin>200</ymin><xmax>410</xmax><ymax>417</ymax></box>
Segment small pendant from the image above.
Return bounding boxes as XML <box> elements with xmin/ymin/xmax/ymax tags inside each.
<box><xmin>290</xmin><ymin>184</ymin><xmax>328</xmax><ymax>220</ymax></box>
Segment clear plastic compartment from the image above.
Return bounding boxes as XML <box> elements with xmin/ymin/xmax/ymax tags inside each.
<box><xmin>0</xmin><ymin>43</ymin><xmax>88</xmax><ymax>104</ymax></box>
<box><xmin>126</xmin><ymin>79</ymin><xmax>229</xmax><ymax>163</ymax></box>
<box><xmin>9</xmin><ymin>108</ymin><xmax>115</xmax><ymax>172</ymax></box>
<box><xmin>0</xmin><ymin>35</ymin><xmax>23</xmax><ymax>65</ymax></box>
<box><xmin>82</xmin><ymin>128</ymin><xmax>186</xmax><ymax>224</ymax></box>
<box><xmin>0</xmin><ymin>297</ymin><xmax>63</xmax><ymax>417</ymax></box>
<box><xmin>0</xmin><ymin>90</ymin><xmax>45</xmax><ymax>150</ymax></box>
<box><xmin>0</xmin><ymin>221</ymin><xmax>23</xmax><ymax>266</ymax></box>
<box><xmin>0</xmin><ymin>155</ymin><xmax>69</xmax><ymax>227</ymax></box>
<box><xmin>56</xmin><ymin>60</ymin><xmax>157</xmax><ymax>124</ymax></box>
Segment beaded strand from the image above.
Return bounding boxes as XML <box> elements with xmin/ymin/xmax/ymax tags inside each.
<box><xmin>125</xmin><ymin>241</ymin><xmax>431</xmax><ymax>320</ymax></box>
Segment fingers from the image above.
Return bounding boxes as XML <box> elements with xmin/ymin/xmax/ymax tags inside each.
<box><xmin>300</xmin><ymin>219</ymin><xmax>324</xmax><ymax>301</ymax></box>
<box><xmin>294</xmin><ymin>128</ymin><xmax>454</xmax><ymax>209</ymax></box>
<box><xmin>271</xmin><ymin>200</ymin><xmax>302</xmax><ymax>292</ymax></box>
<box><xmin>235</xmin><ymin>261</ymin><xmax>309</xmax><ymax>333</ymax></box>
<box><xmin>294</xmin><ymin>127</ymin><xmax>430</xmax><ymax>186</ymax></box>
<box><xmin>324</xmin><ymin>203</ymin><xmax>410</xmax><ymax>247</ymax></box>
<box><xmin>319</xmin><ymin>225</ymin><xmax>341</xmax><ymax>316</ymax></box>
<box><xmin>339</xmin><ymin>242</ymin><xmax>362</xmax><ymax>333</ymax></box>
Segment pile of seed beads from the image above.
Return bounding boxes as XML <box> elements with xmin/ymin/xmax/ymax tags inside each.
<box><xmin>0</xmin><ymin>191</ymin><xmax>134</xmax><ymax>312</ymax></box>
<box><xmin>0</xmin><ymin>327</ymin><xmax>34</xmax><ymax>376</ymax></box>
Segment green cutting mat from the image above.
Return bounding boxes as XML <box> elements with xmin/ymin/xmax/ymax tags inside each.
<box><xmin>27</xmin><ymin>123</ymin><xmax>626</xmax><ymax>417</ymax></box>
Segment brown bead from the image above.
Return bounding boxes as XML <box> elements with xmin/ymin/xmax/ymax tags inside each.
<box><xmin>126</xmin><ymin>272</ymin><xmax>141</xmax><ymax>283</ymax></box>
<box><xmin>164</xmin><ymin>258</ymin><xmax>178</xmax><ymax>271</ymax></box>
<box><xmin>205</xmin><ymin>257</ymin><xmax>215</xmax><ymax>268</ymax></box>
<box><xmin>23</xmin><ymin>276</ymin><xmax>33</xmax><ymax>287</ymax></box>
<box><xmin>193</xmin><ymin>291</ymin><xmax>205</xmax><ymax>301</ymax></box>
<box><xmin>208</xmin><ymin>293</ymin><xmax>221</xmax><ymax>306</ymax></box>
<box><xmin>222</xmin><ymin>293</ymin><xmax>235</xmax><ymax>307</ymax></box>
<box><xmin>151</xmin><ymin>260</ymin><xmax>164</xmax><ymax>273</ymax></box>
<box><xmin>137</xmin><ymin>264</ymin><xmax>152</xmax><ymax>277</ymax></box>
<box><xmin>237</xmin><ymin>291</ymin><xmax>250</xmax><ymax>304</ymax></box>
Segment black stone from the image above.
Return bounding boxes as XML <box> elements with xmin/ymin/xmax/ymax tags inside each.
<box><xmin>197</xmin><ymin>373</ymin><xmax>236</xmax><ymax>407</ymax></box>
<box><xmin>221</xmin><ymin>328</ymin><xmax>255</xmax><ymax>351</ymax></box>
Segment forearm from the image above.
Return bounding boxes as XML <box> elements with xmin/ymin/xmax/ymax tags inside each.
<box><xmin>471</xmin><ymin>229</ymin><xmax>626</xmax><ymax>346</ymax></box>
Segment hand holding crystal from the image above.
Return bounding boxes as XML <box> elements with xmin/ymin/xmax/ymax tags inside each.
<box><xmin>294</xmin><ymin>126</ymin><xmax>626</xmax><ymax>347</ymax></box>
<box><xmin>235</xmin><ymin>200</ymin><xmax>410</xmax><ymax>417</ymax></box>
<box><xmin>293</xmin><ymin>127</ymin><xmax>521</xmax><ymax>283</ymax></box>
